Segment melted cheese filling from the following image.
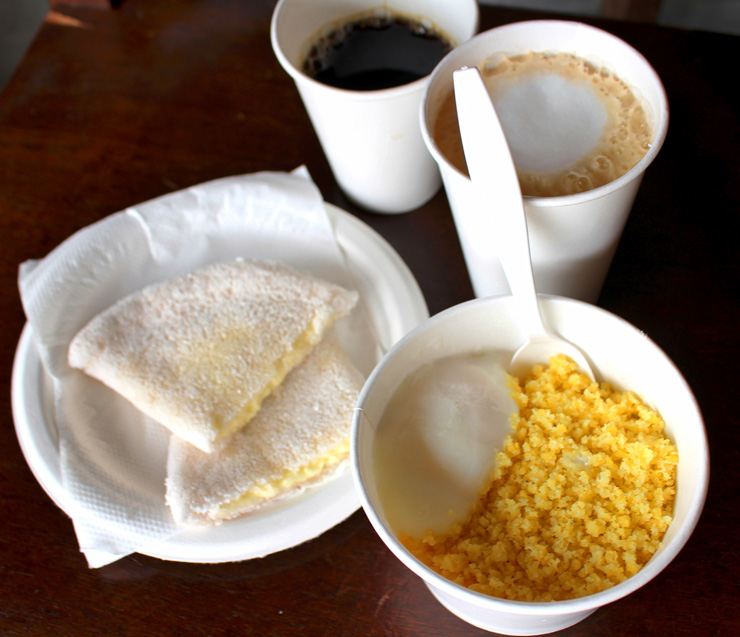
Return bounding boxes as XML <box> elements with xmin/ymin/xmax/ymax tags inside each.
<box><xmin>215</xmin><ymin>317</ymin><xmax>323</xmax><ymax>442</ymax></box>
<box><xmin>213</xmin><ymin>438</ymin><xmax>350</xmax><ymax>519</ymax></box>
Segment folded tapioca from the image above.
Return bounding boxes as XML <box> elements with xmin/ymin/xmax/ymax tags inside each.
<box><xmin>68</xmin><ymin>259</ymin><xmax>358</xmax><ymax>452</ymax></box>
<box><xmin>165</xmin><ymin>335</ymin><xmax>363</xmax><ymax>525</ymax></box>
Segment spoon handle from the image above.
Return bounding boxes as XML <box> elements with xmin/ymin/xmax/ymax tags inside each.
<box><xmin>452</xmin><ymin>68</ymin><xmax>548</xmax><ymax>338</ymax></box>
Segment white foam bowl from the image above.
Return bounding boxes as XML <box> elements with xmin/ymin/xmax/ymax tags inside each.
<box><xmin>352</xmin><ymin>295</ymin><xmax>709</xmax><ymax>635</ymax></box>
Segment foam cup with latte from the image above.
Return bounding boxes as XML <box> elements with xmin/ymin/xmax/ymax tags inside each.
<box><xmin>421</xmin><ymin>20</ymin><xmax>669</xmax><ymax>302</ymax></box>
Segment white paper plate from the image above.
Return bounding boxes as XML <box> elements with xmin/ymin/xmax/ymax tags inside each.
<box><xmin>12</xmin><ymin>203</ymin><xmax>429</xmax><ymax>563</ymax></box>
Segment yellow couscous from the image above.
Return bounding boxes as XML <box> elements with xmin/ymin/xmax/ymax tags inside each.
<box><xmin>402</xmin><ymin>354</ymin><xmax>678</xmax><ymax>602</ymax></box>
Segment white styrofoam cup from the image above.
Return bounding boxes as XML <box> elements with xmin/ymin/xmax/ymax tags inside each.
<box><xmin>271</xmin><ymin>0</ymin><xmax>479</xmax><ymax>213</ymax></box>
<box><xmin>421</xmin><ymin>21</ymin><xmax>669</xmax><ymax>300</ymax></box>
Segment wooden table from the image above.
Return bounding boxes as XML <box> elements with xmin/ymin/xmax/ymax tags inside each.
<box><xmin>1</xmin><ymin>1</ymin><xmax>738</xmax><ymax>634</ymax></box>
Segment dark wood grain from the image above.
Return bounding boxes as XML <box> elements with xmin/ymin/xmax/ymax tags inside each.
<box><xmin>1</xmin><ymin>1</ymin><xmax>738</xmax><ymax>635</ymax></box>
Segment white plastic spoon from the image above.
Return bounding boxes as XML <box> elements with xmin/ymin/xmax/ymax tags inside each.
<box><xmin>453</xmin><ymin>67</ymin><xmax>594</xmax><ymax>380</ymax></box>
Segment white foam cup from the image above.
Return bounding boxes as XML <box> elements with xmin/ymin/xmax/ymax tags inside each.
<box><xmin>271</xmin><ymin>0</ymin><xmax>479</xmax><ymax>214</ymax></box>
<box><xmin>352</xmin><ymin>295</ymin><xmax>709</xmax><ymax>635</ymax></box>
<box><xmin>421</xmin><ymin>21</ymin><xmax>669</xmax><ymax>300</ymax></box>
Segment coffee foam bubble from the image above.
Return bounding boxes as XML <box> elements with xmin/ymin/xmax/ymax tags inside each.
<box><xmin>492</xmin><ymin>73</ymin><xmax>607</xmax><ymax>173</ymax></box>
<box><xmin>433</xmin><ymin>51</ymin><xmax>653</xmax><ymax>197</ymax></box>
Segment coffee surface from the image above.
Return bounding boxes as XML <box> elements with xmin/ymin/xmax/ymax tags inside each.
<box><xmin>433</xmin><ymin>51</ymin><xmax>653</xmax><ymax>197</ymax></box>
<box><xmin>302</xmin><ymin>12</ymin><xmax>453</xmax><ymax>91</ymax></box>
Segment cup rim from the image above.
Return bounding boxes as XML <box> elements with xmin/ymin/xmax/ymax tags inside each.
<box><xmin>352</xmin><ymin>294</ymin><xmax>709</xmax><ymax>616</ymax></box>
<box><xmin>271</xmin><ymin>0</ymin><xmax>480</xmax><ymax>102</ymax></box>
<box><xmin>420</xmin><ymin>19</ymin><xmax>670</xmax><ymax>208</ymax></box>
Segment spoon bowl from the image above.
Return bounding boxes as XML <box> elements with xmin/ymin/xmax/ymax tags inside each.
<box><xmin>452</xmin><ymin>67</ymin><xmax>594</xmax><ymax>380</ymax></box>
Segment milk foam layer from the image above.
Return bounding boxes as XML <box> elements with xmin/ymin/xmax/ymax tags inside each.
<box><xmin>434</xmin><ymin>51</ymin><xmax>654</xmax><ymax>197</ymax></box>
<box><xmin>372</xmin><ymin>352</ymin><xmax>514</xmax><ymax>536</ymax></box>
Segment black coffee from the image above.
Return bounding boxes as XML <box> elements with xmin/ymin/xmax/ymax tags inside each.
<box><xmin>302</xmin><ymin>13</ymin><xmax>453</xmax><ymax>91</ymax></box>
